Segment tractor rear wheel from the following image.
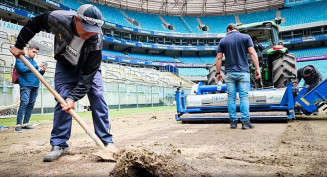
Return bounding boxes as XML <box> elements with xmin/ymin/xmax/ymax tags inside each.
<box><xmin>272</xmin><ymin>53</ymin><xmax>297</xmax><ymax>88</ymax></box>
<box><xmin>207</xmin><ymin>64</ymin><xmax>225</xmax><ymax>85</ymax></box>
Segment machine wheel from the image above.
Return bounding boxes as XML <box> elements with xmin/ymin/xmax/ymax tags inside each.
<box><xmin>272</xmin><ymin>53</ymin><xmax>297</xmax><ymax>88</ymax></box>
<box><xmin>207</xmin><ymin>64</ymin><xmax>225</xmax><ymax>85</ymax></box>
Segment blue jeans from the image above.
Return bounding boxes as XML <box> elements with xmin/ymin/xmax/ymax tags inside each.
<box><xmin>50</xmin><ymin>62</ymin><xmax>113</xmax><ymax>148</ymax></box>
<box><xmin>225</xmin><ymin>72</ymin><xmax>250</xmax><ymax>122</ymax></box>
<box><xmin>16</xmin><ymin>86</ymin><xmax>39</xmax><ymax>125</ymax></box>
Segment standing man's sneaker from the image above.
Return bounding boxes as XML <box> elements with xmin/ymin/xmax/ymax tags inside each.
<box><xmin>43</xmin><ymin>146</ymin><xmax>65</xmax><ymax>162</ymax></box>
<box><xmin>22</xmin><ymin>125</ymin><xmax>35</xmax><ymax>130</ymax></box>
<box><xmin>242</xmin><ymin>121</ymin><xmax>254</xmax><ymax>129</ymax></box>
<box><xmin>230</xmin><ymin>121</ymin><xmax>237</xmax><ymax>129</ymax></box>
<box><xmin>14</xmin><ymin>126</ymin><xmax>22</xmax><ymax>133</ymax></box>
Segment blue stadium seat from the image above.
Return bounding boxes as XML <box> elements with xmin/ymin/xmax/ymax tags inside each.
<box><xmin>290</xmin><ymin>46</ymin><xmax>327</xmax><ymax>58</ymax></box>
<box><xmin>60</xmin><ymin>0</ymin><xmax>327</xmax><ymax>33</ymax></box>
<box><xmin>129</xmin><ymin>53</ymin><xmax>176</xmax><ymax>62</ymax></box>
<box><xmin>162</xmin><ymin>15</ymin><xmax>190</xmax><ymax>33</ymax></box>
<box><xmin>200</xmin><ymin>56</ymin><xmax>216</xmax><ymax>64</ymax></box>
<box><xmin>281</xmin><ymin>1</ymin><xmax>327</xmax><ymax>26</ymax></box>
<box><xmin>178</xmin><ymin>68</ymin><xmax>209</xmax><ymax>76</ymax></box>
<box><xmin>60</xmin><ymin>0</ymin><xmax>82</xmax><ymax>10</ymax></box>
<box><xmin>239</xmin><ymin>9</ymin><xmax>276</xmax><ymax>24</ymax></box>
<box><xmin>178</xmin><ymin>57</ymin><xmax>204</xmax><ymax>64</ymax></box>
<box><xmin>102</xmin><ymin>50</ymin><xmax>129</xmax><ymax>58</ymax></box>
<box><xmin>183</xmin><ymin>17</ymin><xmax>203</xmax><ymax>34</ymax></box>
<box><xmin>200</xmin><ymin>15</ymin><xmax>236</xmax><ymax>33</ymax></box>
<box><xmin>122</xmin><ymin>10</ymin><xmax>169</xmax><ymax>32</ymax></box>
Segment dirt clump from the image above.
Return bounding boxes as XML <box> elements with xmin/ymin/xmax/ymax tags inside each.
<box><xmin>110</xmin><ymin>148</ymin><xmax>197</xmax><ymax>177</ymax></box>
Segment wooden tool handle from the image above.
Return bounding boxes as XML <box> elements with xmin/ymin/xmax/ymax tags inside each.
<box><xmin>19</xmin><ymin>55</ymin><xmax>105</xmax><ymax>149</ymax></box>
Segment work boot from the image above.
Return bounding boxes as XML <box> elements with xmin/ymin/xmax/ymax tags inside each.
<box><xmin>14</xmin><ymin>126</ymin><xmax>22</xmax><ymax>133</ymax></box>
<box><xmin>242</xmin><ymin>121</ymin><xmax>254</xmax><ymax>129</ymax></box>
<box><xmin>43</xmin><ymin>146</ymin><xmax>65</xmax><ymax>162</ymax></box>
<box><xmin>230</xmin><ymin>121</ymin><xmax>237</xmax><ymax>129</ymax></box>
<box><xmin>22</xmin><ymin>125</ymin><xmax>35</xmax><ymax>130</ymax></box>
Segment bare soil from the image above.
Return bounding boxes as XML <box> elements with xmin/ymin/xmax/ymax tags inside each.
<box><xmin>1</xmin><ymin>110</ymin><xmax>327</xmax><ymax>177</ymax></box>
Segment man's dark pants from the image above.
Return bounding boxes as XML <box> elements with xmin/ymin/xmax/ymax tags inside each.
<box><xmin>17</xmin><ymin>86</ymin><xmax>39</xmax><ymax>125</ymax></box>
<box><xmin>50</xmin><ymin>62</ymin><xmax>113</xmax><ymax>148</ymax></box>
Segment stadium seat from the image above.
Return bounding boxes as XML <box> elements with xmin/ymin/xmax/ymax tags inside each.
<box><xmin>200</xmin><ymin>56</ymin><xmax>216</xmax><ymax>64</ymax></box>
<box><xmin>161</xmin><ymin>15</ymin><xmax>190</xmax><ymax>33</ymax></box>
<box><xmin>129</xmin><ymin>53</ymin><xmax>176</xmax><ymax>62</ymax></box>
<box><xmin>183</xmin><ymin>17</ymin><xmax>203</xmax><ymax>34</ymax></box>
<box><xmin>281</xmin><ymin>0</ymin><xmax>327</xmax><ymax>26</ymax></box>
<box><xmin>122</xmin><ymin>10</ymin><xmax>169</xmax><ymax>32</ymax></box>
<box><xmin>178</xmin><ymin>56</ymin><xmax>204</xmax><ymax>64</ymax></box>
<box><xmin>238</xmin><ymin>9</ymin><xmax>276</xmax><ymax>24</ymax></box>
<box><xmin>102</xmin><ymin>50</ymin><xmax>130</xmax><ymax>58</ymax></box>
<box><xmin>290</xmin><ymin>46</ymin><xmax>327</xmax><ymax>58</ymax></box>
<box><xmin>200</xmin><ymin>15</ymin><xmax>236</xmax><ymax>33</ymax></box>
<box><xmin>178</xmin><ymin>68</ymin><xmax>209</xmax><ymax>76</ymax></box>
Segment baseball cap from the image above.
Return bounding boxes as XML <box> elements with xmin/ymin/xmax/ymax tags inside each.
<box><xmin>76</xmin><ymin>4</ymin><xmax>104</xmax><ymax>34</ymax></box>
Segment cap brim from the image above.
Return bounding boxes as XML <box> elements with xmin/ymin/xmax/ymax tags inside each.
<box><xmin>81</xmin><ymin>21</ymin><xmax>103</xmax><ymax>35</ymax></box>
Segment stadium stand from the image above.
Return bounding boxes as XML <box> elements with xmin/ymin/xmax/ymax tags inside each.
<box><xmin>55</xmin><ymin>0</ymin><xmax>327</xmax><ymax>34</ymax></box>
<box><xmin>102</xmin><ymin>50</ymin><xmax>130</xmax><ymax>58</ymax></box>
<box><xmin>200</xmin><ymin>56</ymin><xmax>216</xmax><ymax>64</ymax></box>
<box><xmin>290</xmin><ymin>46</ymin><xmax>327</xmax><ymax>58</ymax></box>
<box><xmin>199</xmin><ymin>15</ymin><xmax>236</xmax><ymax>33</ymax></box>
<box><xmin>280</xmin><ymin>0</ymin><xmax>327</xmax><ymax>27</ymax></box>
<box><xmin>128</xmin><ymin>53</ymin><xmax>177</xmax><ymax>62</ymax></box>
<box><xmin>178</xmin><ymin>56</ymin><xmax>204</xmax><ymax>64</ymax></box>
<box><xmin>60</xmin><ymin>0</ymin><xmax>82</xmax><ymax>10</ymax></box>
<box><xmin>122</xmin><ymin>10</ymin><xmax>169</xmax><ymax>32</ymax></box>
<box><xmin>162</xmin><ymin>15</ymin><xmax>190</xmax><ymax>33</ymax></box>
<box><xmin>183</xmin><ymin>17</ymin><xmax>202</xmax><ymax>34</ymax></box>
<box><xmin>178</xmin><ymin>68</ymin><xmax>209</xmax><ymax>76</ymax></box>
<box><xmin>239</xmin><ymin>9</ymin><xmax>277</xmax><ymax>24</ymax></box>
<box><xmin>101</xmin><ymin>62</ymin><xmax>193</xmax><ymax>87</ymax></box>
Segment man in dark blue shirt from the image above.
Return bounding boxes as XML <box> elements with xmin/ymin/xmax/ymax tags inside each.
<box><xmin>216</xmin><ymin>24</ymin><xmax>261</xmax><ymax>129</ymax></box>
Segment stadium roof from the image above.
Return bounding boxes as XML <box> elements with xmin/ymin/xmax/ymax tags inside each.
<box><xmin>88</xmin><ymin>0</ymin><xmax>284</xmax><ymax>16</ymax></box>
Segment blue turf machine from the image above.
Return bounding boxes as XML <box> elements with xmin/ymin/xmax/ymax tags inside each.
<box><xmin>175</xmin><ymin>79</ymin><xmax>327</xmax><ymax>122</ymax></box>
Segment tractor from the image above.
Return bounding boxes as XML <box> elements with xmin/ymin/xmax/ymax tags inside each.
<box><xmin>207</xmin><ymin>21</ymin><xmax>297</xmax><ymax>89</ymax></box>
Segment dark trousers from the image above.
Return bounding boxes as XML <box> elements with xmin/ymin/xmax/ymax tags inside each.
<box><xmin>16</xmin><ymin>86</ymin><xmax>39</xmax><ymax>125</ymax></box>
<box><xmin>50</xmin><ymin>62</ymin><xmax>113</xmax><ymax>148</ymax></box>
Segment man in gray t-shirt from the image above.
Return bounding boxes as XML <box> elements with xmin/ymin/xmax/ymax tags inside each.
<box><xmin>216</xmin><ymin>23</ymin><xmax>261</xmax><ymax>129</ymax></box>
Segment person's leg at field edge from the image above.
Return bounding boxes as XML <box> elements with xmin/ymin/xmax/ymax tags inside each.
<box><xmin>44</xmin><ymin>63</ymin><xmax>78</xmax><ymax>162</ymax></box>
<box><xmin>15</xmin><ymin>86</ymin><xmax>31</xmax><ymax>133</ymax></box>
<box><xmin>87</xmin><ymin>69</ymin><xmax>113</xmax><ymax>145</ymax></box>
<box><xmin>22</xmin><ymin>86</ymin><xmax>39</xmax><ymax>130</ymax></box>
<box><xmin>237</xmin><ymin>72</ymin><xmax>253</xmax><ymax>129</ymax></box>
<box><xmin>226</xmin><ymin>72</ymin><xmax>238</xmax><ymax>129</ymax></box>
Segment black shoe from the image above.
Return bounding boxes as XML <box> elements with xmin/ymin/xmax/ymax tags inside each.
<box><xmin>14</xmin><ymin>126</ymin><xmax>22</xmax><ymax>133</ymax></box>
<box><xmin>242</xmin><ymin>121</ymin><xmax>254</xmax><ymax>129</ymax></box>
<box><xmin>230</xmin><ymin>121</ymin><xmax>237</xmax><ymax>129</ymax></box>
<box><xmin>22</xmin><ymin>125</ymin><xmax>35</xmax><ymax>130</ymax></box>
<box><xmin>43</xmin><ymin>146</ymin><xmax>65</xmax><ymax>162</ymax></box>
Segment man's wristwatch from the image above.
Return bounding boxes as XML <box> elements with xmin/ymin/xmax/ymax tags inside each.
<box><xmin>215</xmin><ymin>72</ymin><xmax>221</xmax><ymax>77</ymax></box>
